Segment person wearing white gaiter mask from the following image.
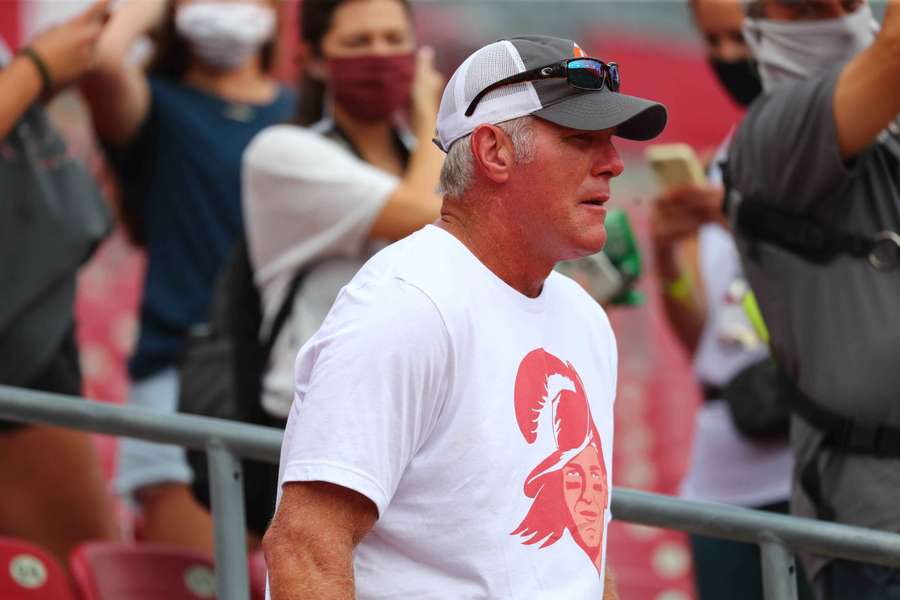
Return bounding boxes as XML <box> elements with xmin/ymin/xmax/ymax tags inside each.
<box><xmin>742</xmin><ymin>1</ymin><xmax>878</xmax><ymax>91</ymax></box>
<box><xmin>724</xmin><ymin>1</ymin><xmax>900</xmax><ymax>598</ymax></box>
<box><xmin>175</xmin><ymin>1</ymin><xmax>276</xmax><ymax>70</ymax></box>
<box><xmin>78</xmin><ymin>0</ymin><xmax>295</xmax><ymax>555</ymax></box>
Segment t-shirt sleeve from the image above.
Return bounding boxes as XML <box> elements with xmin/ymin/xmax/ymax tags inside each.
<box><xmin>279</xmin><ymin>278</ymin><xmax>451</xmax><ymax>516</ymax></box>
<box><xmin>729</xmin><ymin>67</ymin><xmax>853</xmax><ymax>213</ymax></box>
<box><xmin>242</xmin><ymin>125</ymin><xmax>400</xmax><ymax>286</ymax></box>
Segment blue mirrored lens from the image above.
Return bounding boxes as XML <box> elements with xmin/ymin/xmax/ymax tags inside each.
<box><xmin>567</xmin><ymin>59</ymin><xmax>605</xmax><ymax>89</ymax></box>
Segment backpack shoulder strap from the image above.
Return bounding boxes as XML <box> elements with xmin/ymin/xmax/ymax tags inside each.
<box><xmin>782</xmin><ymin>372</ymin><xmax>900</xmax><ymax>522</ymax></box>
<box><xmin>261</xmin><ymin>266</ymin><xmax>305</xmax><ymax>360</ymax></box>
<box><xmin>721</xmin><ymin>159</ymin><xmax>885</xmax><ymax>266</ymax></box>
<box><xmin>786</xmin><ymin>377</ymin><xmax>900</xmax><ymax>457</ymax></box>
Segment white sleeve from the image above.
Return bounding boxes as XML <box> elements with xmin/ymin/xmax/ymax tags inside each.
<box><xmin>279</xmin><ymin>278</ymin><xmax>451</xmax><ymax>516</ymax></box>
<box><xmin>242</xmin><ymin>125</ymin><xmax>399</xmax><ymax>286</ymax></box>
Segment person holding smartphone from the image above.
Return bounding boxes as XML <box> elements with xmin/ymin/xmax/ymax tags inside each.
<box><xmin>649</xmin><ymin>1</ymin><xmax>807</xmax><ymax>599</ymax></box>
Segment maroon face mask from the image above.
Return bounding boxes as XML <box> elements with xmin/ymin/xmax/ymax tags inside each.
<box><xmin>326</xmin><ymin>53</ymin><xmax>416</xmax><ymax>122</ymax></box>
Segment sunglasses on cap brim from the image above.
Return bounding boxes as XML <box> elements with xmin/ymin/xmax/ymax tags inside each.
<box><xmin>465</xmin><ymin>57</ymin><xmax>621</xmax><ymax>118</ymax></box>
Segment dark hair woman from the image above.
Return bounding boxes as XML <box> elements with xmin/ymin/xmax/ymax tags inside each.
<box><xmin>79</xmin><ymin>0</ymin><xmax>295</xmax><ymax>554</ymax></box>
<box><xmin>242</xmin><ymin>0</ymin><xmax>443</xmax><ymax>423</ymax></box>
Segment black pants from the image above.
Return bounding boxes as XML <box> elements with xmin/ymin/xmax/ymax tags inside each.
<box><xmin>818</xmin><ymin>560</ymin><xmax>900</xmax><ymax>600</ymax></box>
<box><xmin>0</xmin><ymin>329</ymin><xmax>82</xmax><ymax>432</ymax></box>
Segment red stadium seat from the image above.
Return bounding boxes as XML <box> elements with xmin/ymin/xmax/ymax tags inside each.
<box><xmin>0</xmin><ymin>536</ymin><xmax>76</xmax><ymax>599</ymax></box>
<box><xmin>69</xmin><ymin>542</ymin><xmax>216</xmax><ymax>600</ymax></box>
<box><xmin>248</xmin><ymin>549</ymin><xmax>267</xmax><ymax>600</ymax></box>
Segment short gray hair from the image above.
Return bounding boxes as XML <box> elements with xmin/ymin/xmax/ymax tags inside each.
<box><xmin>439</xmin><ymin>116</ymin><xmax>536</xmax><ymax>199</ymax></box>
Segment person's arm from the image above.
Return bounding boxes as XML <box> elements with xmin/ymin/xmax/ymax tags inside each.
<box><xmin>650</xmin><ymin>184</ymin><xmax>723</xmax><ymax>354</ymax></box>
<box><xmin>260</xmin><ymin>280</ymin><xmax>450</xmax><ymax>597</ymax></box>
<box><xmin>368</xmin><ymin>47</ymin><xmax>444</xmax><ymax>241</ymax></box>
<box><xmin>603</xmin><ymin>567</ymin><xmax>618</xmax><ymax>600</ymax></box>
<box><xmin>79</xmin><ymin>0</ymin><xmax>169</xmax><ymax>145</ymax></box>
<box><xmin>833</xmin><ymin>0</ymin><xmax>900</xmax><ymax>159</ymax></box>
<box><xmin>0</xmin><ymin>57</ymin><xmax>43</xmax><ymax>138</ymax></box>
<box><xmin>264</xmin><ymin>481</ymin><xmax>377</xmax><ymax>600</ymax></box>
<box><xmin>0</xmin><ymin>0</ymin><xmax>109</xmax><ymax>138</ymax></box>
<box><xmin>654</xmin><ymin>238</ymin><xmax>706</xmax><ymax>355</ymax></box>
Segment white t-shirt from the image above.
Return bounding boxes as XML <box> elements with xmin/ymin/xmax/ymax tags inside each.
<box><xmin>678</xmin><ymin>138</ymin><xmax>793</xmax><ymax>506</ymax></box>
<box><xmin>679</xmin><ymin>223</ymin><xmax>794</xmax><ymax>506</ymax></box>
<box><xmin>273</xmin><ymin>225</ymin><xmax>618</xmax><ymax>599</ymax></box>
<box><xmin>242</xmin><ymin>124</ymin><xmax>399</xmax><ymax>418</ymax></box>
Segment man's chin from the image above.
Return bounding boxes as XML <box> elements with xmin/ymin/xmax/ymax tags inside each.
<box><xmin>571</xmin><ymin>234</ymin><xmax>608</xmax><ymax>260</ymax></box>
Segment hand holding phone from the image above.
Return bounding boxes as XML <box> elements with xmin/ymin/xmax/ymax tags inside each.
<box><xmin>645</xmin><ymin>144</ymin><xmax>725</xmax><ymax>248</ymax></box>
<box><xmin>645</xmin><ymin>143</ymin><xmax>707</xmax><ymax>189</ymax></box>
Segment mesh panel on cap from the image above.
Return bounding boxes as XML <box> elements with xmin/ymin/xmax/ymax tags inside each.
<box><xmin>436</xmin><ymin>40</ymin><xmax>543</xmax><ymax>151</ymax></box>
<box><xmin>463</xmin><ymin>42</ymin><xmax>527</xmax><ymax>105</ymax></box>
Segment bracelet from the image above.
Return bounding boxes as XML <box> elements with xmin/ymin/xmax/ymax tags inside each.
<box><xmin>662</xmin><ymin>272</ymin><xmax>692</xmax><ymax>302</ymax></box>
<box><xmin>18</xmin><ymin>47</ymin><xmax>53</xmax><ymax>95</ymax></box>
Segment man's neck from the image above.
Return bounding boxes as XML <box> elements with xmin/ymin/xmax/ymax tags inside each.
<box><xmin>437</xmin><ymin>195</ymin><xmax>555</xmax><ymax>298</ymax></box>
<box><xmin>183</xmin><ymin>57</ymin><xmax>276</xmax><ymax>105</ymax></box>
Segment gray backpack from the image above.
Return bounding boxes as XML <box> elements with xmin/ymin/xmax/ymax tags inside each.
<box><xmin>0</xmin><ymin>102</ymin><xmax>111</xmax><ymax>384</ymax></box>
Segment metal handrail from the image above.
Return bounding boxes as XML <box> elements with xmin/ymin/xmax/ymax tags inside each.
<box><xmin>3</xmin><ymin>384</ymin><xmax>900</xmax><ymax>600</ymax></box>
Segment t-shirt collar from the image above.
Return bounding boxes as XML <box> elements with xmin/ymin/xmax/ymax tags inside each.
<box><xmin>424</xmin><ymin>224</ymin><xmax>550</xmax><ymax>314</ymax></box>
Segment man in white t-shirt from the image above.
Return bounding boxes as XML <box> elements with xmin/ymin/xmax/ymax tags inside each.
<box><xmin>264</xmin><ymin>35</ymin><xmax>666</xmax><ymax>600</ymax></box>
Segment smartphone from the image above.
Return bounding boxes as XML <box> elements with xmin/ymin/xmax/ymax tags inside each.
<box><xmin>645</xmin><ymin>143</ymin><xmax>706</xmax><ymax>189</ymax></box>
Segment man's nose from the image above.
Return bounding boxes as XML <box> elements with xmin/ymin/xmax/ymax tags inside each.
<box><xmin>592</xmin><ymin>140</ymin><xmax>624</xmax><ymax>178</ymax></box>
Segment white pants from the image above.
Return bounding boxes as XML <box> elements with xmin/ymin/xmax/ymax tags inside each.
<box><xmin>114</xmin><ymin>367</ymin><xmax>193</xmax><ymax>501</ymax></box>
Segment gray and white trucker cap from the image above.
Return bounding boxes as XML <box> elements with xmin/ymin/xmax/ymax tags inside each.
<box><xmin>435</xmin><ymin>35</ymin><xmax>667</xmax><ymax>152</ymax></box>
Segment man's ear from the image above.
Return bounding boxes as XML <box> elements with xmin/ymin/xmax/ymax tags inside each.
<box><xmin>470</xmin><ymin>124</ymin><xmax>515</xmax><ymax>184</ymax></box>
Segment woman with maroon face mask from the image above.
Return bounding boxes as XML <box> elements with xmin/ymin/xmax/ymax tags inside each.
<box><xmin>241</xmin><ymin>0</ymin><xmax>444</xmax><ymax>423</ymax></box>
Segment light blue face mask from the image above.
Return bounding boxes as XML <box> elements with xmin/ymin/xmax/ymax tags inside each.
<box><xmin>742</xmin><ymin>3</ymin><xmax>879</xmax><ymax>91</ymax></box>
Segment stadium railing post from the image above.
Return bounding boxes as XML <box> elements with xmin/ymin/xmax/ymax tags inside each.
<box><xmin>759</xmin><ymin>534</ymin><xmax>798</xmax><ymax>600</ymax></box>
<box><xmin>208</xmin><ymin>443</ymin><xmax>250</xmax><ymax>600</ymax></box>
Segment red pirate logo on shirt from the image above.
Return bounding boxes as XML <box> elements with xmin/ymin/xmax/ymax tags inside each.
<box><xmin>511</xmin><ymin>348</ymin><xmax>609</xmax><ymax>574</ymax></box>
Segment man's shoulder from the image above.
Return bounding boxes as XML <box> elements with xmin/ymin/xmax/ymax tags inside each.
<box><xmin>733</xmin><ymin>67</ymin><xmax>842</xmax><ymax>151</ymax></box>
<box><xmin>322</xmin><ymin>270</ymin><xmax>450</xmax><ymax>358</ymax></box>
<box><xmin>344</xmin><ymin>275</ymin><xmax>443</xmax><ymax>322</ymax></box>
<box><xmin>728</xmin><ymin>67</ymin><xmax>848</xmax><ymax>212</ymax></box>
<box><xmin>354</xmin><ymin>226</ymin><xmax>463</xmax><ymax>301</ymax></box>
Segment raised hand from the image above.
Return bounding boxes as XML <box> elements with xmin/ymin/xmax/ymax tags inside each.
<box><xmin>28</xmin><ymin>0</ymin><xmax>111</xmax><ymax>90</ymax></box>
<box><xmin>410</xmin><ymin>46</ymin><xmax>444</xmax><ymax>136</ymax></box>
<box><xmin>649</xmin><ymin>183</ymin><xmax>726</xmax><ymax>250</ymax></box>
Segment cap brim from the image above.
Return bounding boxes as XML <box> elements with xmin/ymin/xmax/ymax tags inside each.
<box><xmin>533</xmin><ymin>90</ymin><xmax>668</xmax><ymax>141</ymax></box>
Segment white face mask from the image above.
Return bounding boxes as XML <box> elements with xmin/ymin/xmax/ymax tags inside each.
<box><xmin>175</xmin><ymin>2</ymin><xmax>276</xmax><ymax>70</ymax></box>
<box><xmin>742</xmin><ymin>3</ymin><xmax>878</xmax><ymax>91</ymax></box>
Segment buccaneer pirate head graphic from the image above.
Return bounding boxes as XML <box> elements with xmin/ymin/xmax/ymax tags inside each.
<box><xmin>511</xmin><ymin>348</ymin><xmax>609</xmax><ymax>573</ymax></box>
